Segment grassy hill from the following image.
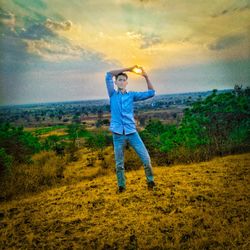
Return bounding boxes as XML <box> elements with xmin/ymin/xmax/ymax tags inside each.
<box><xmin>0</xmin><ymin>153</ymin><xmax>249</xmax><ymax>249</ymax></box>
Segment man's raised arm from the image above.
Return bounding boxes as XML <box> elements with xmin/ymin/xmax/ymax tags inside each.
<box><xmin>132</xmin><ymin>67</ymin><xmax>156</xmax><ymax>102</ymax></box>
<box><xmin>108</xmin><ymin>66</ymin><xmax>136</xmax><ymax>76</ymax></box>
<box><xmin>141</xmin><ymin>67</ymin><xmax>154</xmax><ymax>91</ymax></box>
<box><xmin>105</xmin><ymin>72</ymin><xmax>115</xmax><ymax>98</ymax></box>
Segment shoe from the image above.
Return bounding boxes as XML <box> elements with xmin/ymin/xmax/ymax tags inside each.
<box><xmin>117</xmin><ymin>186</ymin><xmax>126</xmax><ymax>193</ymax></box>
<box><xmin>147</xmin><ymin>181</ymin><xmax>156</xmax><ymax>190</ymax></box>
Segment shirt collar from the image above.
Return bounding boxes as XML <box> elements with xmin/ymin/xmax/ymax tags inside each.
<box><xmin>117</xmin><ymin>89</ymin><xmax>128</xmax><ymax>94</ymax></box>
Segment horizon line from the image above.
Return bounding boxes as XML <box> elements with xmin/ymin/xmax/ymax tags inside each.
<box><xmin>0</xmin><ymin>88</ymin><xmax>233</xmax><ymax>108</ymax></box>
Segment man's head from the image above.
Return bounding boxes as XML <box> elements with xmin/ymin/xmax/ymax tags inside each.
<box><xmin>115</xmin><ymin>73</ymin><xmax>128</xmax><ymax>91</ymax></box>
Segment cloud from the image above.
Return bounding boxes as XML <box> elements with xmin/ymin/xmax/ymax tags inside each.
<box><xmin>0</xmin><ymin>7</ymin><xmax>15</xmax><ymax>28</ymax></box>
<box><xmin>16</xmin><ymin>18</ymin><xmax>91</xmax><ymax>62</ymax></box>
<box><xmin>19</xmin><ymin>23</ymin><xmax>55</xmax><ymax>40</ymax></box>
<box><xmin>0</xmin><ymin>5</ymin><xmax>112</xmax><ymax>67</ymax></box>
<box><xmin>11</xmin><ymin>0</ymin><xmax>47</xmax><ymax>13</ymax></box>
<box><xmin>45</xmin><ymin>18</ymin><xmax>72</xmax><ymax>31</ymax></box>
<box><xmin>140</xmin><ymin>33</ymin><xmax>162</xmax><ymax>49</ymax></box>
<box><xmin>211</xmin><ymin>3</ymin><xmax>250</xmax><ymax>18</ymax></box>
<box><xmin>208</xmin><ymin>33</ymin><xmax>247</xmax><ymax>51</ymax></box>
<box><xmin>117</xmin><ymin>0</ymin><xmax>165</xmax><ymax>8</ymax></box>
<box><xmin>151</xmin><ymin>58</ymin><xmax>250</xmax><ymax>94</ymax></box>
<box><xmin>126</xmin><ymin>31</ymin><xmax>162</xmax><ymax>49</ymax></box>
<box><xmin>23</xmin><ymin>38</ymin><xmax>92</xmax><ymax>62</ymax></box>
<box><xmin>18</xmin><ymin>17</ymin><xmax>73</xmax><ymax>40</ymax></box>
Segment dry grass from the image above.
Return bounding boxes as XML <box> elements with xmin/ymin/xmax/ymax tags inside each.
<box><xmin>0</xmin><ymin>151</ymin><xmax>66</xmax><ymax>200</ymax></box>
<box><xmin>0</xmin><ymin>153</ymin><xmax>249</xmax><ymax>249</ymax></box>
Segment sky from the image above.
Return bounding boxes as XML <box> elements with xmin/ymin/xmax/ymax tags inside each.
<box><xmin>0</xmin><ymin>0</ymin><xmax>249</xmax><ymax>105</ymax></box>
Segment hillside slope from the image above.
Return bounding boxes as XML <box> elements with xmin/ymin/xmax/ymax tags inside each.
<box><xmin>0</xmin><ymin>153</ymin><xmax>249</xmax><ymax>249</ymax></box>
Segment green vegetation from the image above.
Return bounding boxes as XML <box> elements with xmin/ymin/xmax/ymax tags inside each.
<box><xmin>85</xmin><ymin>130</ymin><xmax>113</xmax><ymax>168</ymax></box>
<box><xmin>0</xmin><ymin>85</ymin><xmax>249</xmax><ymax>200</ymax></box>
<box><xmin>43</xmin><ymin>135</ymin><xmax>66</xmax><ymax>157</ymax></box>
<box><xmin>34</xmin><ymin>125</ymin><xmax>67</xmax><ymax>136</ymax></box>
<box><xmin>0</xmin><ymin>123</ymin><xmax>41</xmax><ymax>175</ymax></box>
<box><xmin>0</xmin><ymin>148</ymin><xmax>13</xmax><ymax>174</ymax></box>
<box><xmin>140</xmin><ymin>85</ymin><xmax>250</xmax><ymax>164</ymax></box>
<box><xmin>85</xmin><ymin>130</ymin><xmax>112</xmax><ymax>152</ymax></box>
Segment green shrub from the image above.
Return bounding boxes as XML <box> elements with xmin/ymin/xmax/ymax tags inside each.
<box><xmin>142</xmin><ymin>85</ymin><xmax>250</xmax><ymax>164</ymax></box>
<box><xmin>85</xmin><ymin>130</ymin><xmax>112</xmax><ymax>151</ymax></box>
<box><xmin>0</xmin><ymin>148</ymin><xmax>13</xmax><ymax>175</ymax></box>
<box><xmin>0</xmin><ymin>123</ymin><xmax>41</xmax><ymax>166</ymax></box>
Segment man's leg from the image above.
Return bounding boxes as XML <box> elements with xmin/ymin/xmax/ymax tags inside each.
<box><xmin>112</xmin><ymin>133</ymin><xmax>126</xmax><ymax>188</ymax></box>
<box><xmin>127</xmin><ymin>131</ymin><xmax>154</xmax><ymax>183</ymax></box>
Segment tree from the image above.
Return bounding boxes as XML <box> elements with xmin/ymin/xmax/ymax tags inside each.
<box><xmin>85</xmin><ymin>131</ymin><xmax>112</xmax><ymax>152</ymax></box>
<box><xmin>145</xmin><ymin>119</ymin><xmax>168</xmax><ymax>137</ymax></box>
<box><xmin>146</xmin><ymin>86</ymin><xmax>250</xmax><ymax>160</ymax></box>
<box><xmin>66</xmin><ymin>123</ymin><xmax>86</xmax><ymax>161</ymax></box>
<box><xmin>0</xmin><ymin>123</ymin><xmax>41</xmax><ymax>169</ymax></box>
<box><xmin>0</xmin><ymin>148</ymin><xmax>13</xmax><ymax>176</ymax></box>
<box><xmin>66</xmin><ymin>123</ymin><xmax>86</xmax><ymax>144</ymax></box>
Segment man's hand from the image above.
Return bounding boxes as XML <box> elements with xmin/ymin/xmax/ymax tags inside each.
<box><xmin>129</xmin><ymin>65</ymin><xmax>148</xmax><ymax>78</ymax></box>
<box><xmin>139</xmin><ymin>66</ymin><xmax>148</xmax><ymax>78</ymax></box>
<box><xmin>108</xmin><ymin>66</ymin><xmax>138</xmax><ymax>76</ymax></box>
<box><xmin>129</xmin><ymin>65</ymin><xmax>139</xmax><ymax>72</ymax></box>
<box><xmin>108</xmin><ymin>65</ymin><xmax>147</xmax><ymax>77</ymax></box>
<box><xmin>130</xmin><ymin>65</ymin><xmax>146</xmax><ymax>75</ymax></box>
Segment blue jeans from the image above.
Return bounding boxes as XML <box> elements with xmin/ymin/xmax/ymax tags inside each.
<box><xmin>112</xmin><ymin>131</ymin><xmax>154</xmax><ymax>188</ymax></box>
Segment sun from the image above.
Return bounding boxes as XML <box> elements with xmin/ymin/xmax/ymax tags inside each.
<box><xmin>132</xmin><ymin>67</ymin><xmax>143</xmax><ymax>74</ymax></box>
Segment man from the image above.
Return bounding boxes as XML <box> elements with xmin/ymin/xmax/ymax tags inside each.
<box><xmin>105</xmin><ymin>65</ymin><xmax>156</xmax><ymax>193</ymax></box>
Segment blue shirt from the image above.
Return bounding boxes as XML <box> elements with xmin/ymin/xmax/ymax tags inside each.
<box><xmin>105</xmin><ymin>72</ymin><xmax>156</xmax><ymax>135</ymax></box>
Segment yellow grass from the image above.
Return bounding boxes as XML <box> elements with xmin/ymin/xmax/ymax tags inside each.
<box><xmin>0</xmin><ymin>153</ymin><xmax>249</xmax><ymax>249</ymax></box>
<box><xmin>39</xmin><ymin>129</ymin><xmax>67</xmax><ymax>138</ymax></box>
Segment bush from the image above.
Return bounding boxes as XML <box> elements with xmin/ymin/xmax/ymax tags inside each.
<box><xmin>141</xmin><ymin>85</ymin><xmax>250</xmax><ymax>164</ymax></box>
<box><xmin>85</xmin><ymin>130</ymin><xmax>113</xmax><ymax>152</ymax></box>
<box><xmin>32</xmin><ymin>151</ymin><xmax>65</xmax><ymax>181</ymax></box>
<box><xmin>0</xmin><ymin>151</ymin><xmax>66</xmax><ymax>200</ymax></box>
<box><xmin>144</xmin><ymin>119</ymin><xmax>168</xmax><ymax>137</ymax></box>
<box><xmin>0</xmin><ymin>123</ymin><xmax>41</xmax><ymax>166</ymax></box>
<box><xmin>139</xmin><ymin>129</ymin><xmax>162</xmax><ymax>154</ymax></box>
<box><xmin>0</xmin><ymin>148</ymin><xmax>13</xmax><ymax>175</ymax></box>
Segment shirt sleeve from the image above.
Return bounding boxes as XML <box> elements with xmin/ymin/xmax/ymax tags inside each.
<box><xmin>105</xmin><ymin>72</ymin><xmax>115</xmax><ymax>98</ymax></box>
<box><xmin>132</xmin><ymin>89</ymin><xmax>156</xmax><ymax>102</ymax></box>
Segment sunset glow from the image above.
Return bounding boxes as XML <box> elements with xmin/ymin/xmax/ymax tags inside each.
<box><xmin>132</xmin><ymin>67</ymin><xmax>143</xmax><ymax>74</ymax></box>
<box><xmin>0</xmin><ymin>0</ymin><xmax>249</xmax><ymax>105</ymax></box>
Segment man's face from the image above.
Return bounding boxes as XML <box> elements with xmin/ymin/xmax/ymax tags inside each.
<box><xmin>115</xmin><ymin>75</ymin><xmax>128</xmax><ymax>90</ymax></box>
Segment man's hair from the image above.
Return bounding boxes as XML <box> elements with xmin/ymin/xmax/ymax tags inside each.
<box><xmin>115</xmin><ymin>72</ymin><xmax>128</xmax><ymax>81</ymax></box>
